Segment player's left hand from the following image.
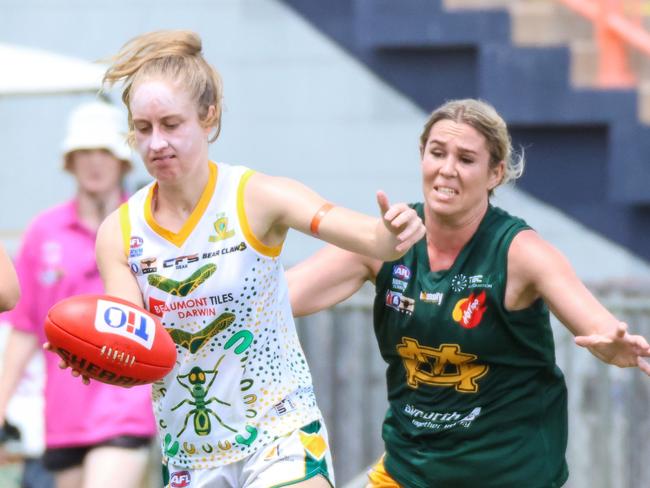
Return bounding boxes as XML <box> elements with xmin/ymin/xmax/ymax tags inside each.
<box><xmin>43</xmin><ymin>342</ymin><xmax>91</xmax><ymax>385</ymax></box>
<box><xmin>575</xmin><ymin>322</ymin><xmax>650</xmax><ymax>375</ymax></box>
<box><xmin>377</xmin><ymin>190</ymin><xmax>425</xmax><ymax>254</ymax></box>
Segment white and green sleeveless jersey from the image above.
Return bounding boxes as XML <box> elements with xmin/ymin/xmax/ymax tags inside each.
<box><xmin>119</xmin><ymin>161</ymin><xmax>321</xmax><ymax>469</ymax></box>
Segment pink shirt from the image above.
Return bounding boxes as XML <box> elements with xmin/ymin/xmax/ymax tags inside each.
<box><xmin>6</xmin><ymin>200</ymin><xmax>156</xmax><ymax>448</ymax></box>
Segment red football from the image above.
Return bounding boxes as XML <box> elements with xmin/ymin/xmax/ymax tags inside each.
<box><xmin>45</xmin><ymin>294</ymin><xmax>177</xmax><ymax>386</ymax></box>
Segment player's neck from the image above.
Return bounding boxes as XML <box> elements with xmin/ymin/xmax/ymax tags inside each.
<box><xmin>424</xmin><ymin>201</ymin><xmax>487</xmax><ymax>271</ymax></box>
<box><xmin>75</xmin><ymin>187</ymin><xmax>123</xmax><ymax>231</ymax></box>
<box><xmin>152</xmin><ymin>163</ymin><xmax>211</xmax><ymax>226</ymax></box>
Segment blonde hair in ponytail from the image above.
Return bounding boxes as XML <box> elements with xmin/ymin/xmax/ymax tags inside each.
<box><xmin>103</xmin><ymin>30</ymin><xmax>223</xmax><ymax>144</ymax></box>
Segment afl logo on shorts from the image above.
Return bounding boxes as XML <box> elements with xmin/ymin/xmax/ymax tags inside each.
<box><xmin>94</xmin><ymin>299</ymin><xmax>156</xmax><ymax>349</ymax></box>
<box><xmin>170</xmin><ymin>470</ymin><xmax>191</xmax><ymax>487</ymax></box>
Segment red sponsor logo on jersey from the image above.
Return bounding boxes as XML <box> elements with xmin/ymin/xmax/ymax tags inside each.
<box><xmin>148</xmin><ymin>296</ymin><xmax>222</xmax><ymax>319</ymax></box>
<box><xmin>452</xmin><ymin>290</ymin><xmax>487</xmax><ymax>329</ymax></box>
<box><xmin>148</xmin><ymin>297</ymin><xmax>166</xmax><ymax>317</ymax></box>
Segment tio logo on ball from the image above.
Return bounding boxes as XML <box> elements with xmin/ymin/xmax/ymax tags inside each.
<box><xmin>94</xmin><ymin>299</ymin><xmax>156</xmax><ymax>350</ymax></box>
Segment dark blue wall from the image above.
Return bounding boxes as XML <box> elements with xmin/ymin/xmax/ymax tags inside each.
<box><xmin>281</xmin><ymin>0</ymin><xmax>650</xmax><ymax>262</ymax></box>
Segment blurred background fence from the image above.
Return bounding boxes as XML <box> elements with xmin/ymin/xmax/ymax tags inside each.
<box><xmin>296</xmin><ymin>281</ymin><xmax>650</xmax><ymax>488</ymax></box>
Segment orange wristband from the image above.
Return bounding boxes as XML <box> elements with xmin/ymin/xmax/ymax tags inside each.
<box><xmin>310</xmin><ymin>203</ymin><xmax>335</xmax><ymax>237</ymax></box>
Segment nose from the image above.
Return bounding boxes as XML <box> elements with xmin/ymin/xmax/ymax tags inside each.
<box><xmin>150</xmin><ymin>127</ymin><xmax>169</xmax><ymax>151</ymax></box>
<box><xmin>439</xmin><ymin>155</ymin><xmax>457</xmax><ymax>177</ymax></box>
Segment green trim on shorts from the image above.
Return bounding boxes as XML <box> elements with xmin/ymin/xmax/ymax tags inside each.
<box><xmin>300</xmin><ymin>420</ymin><xmax>321</xmax><ymax>435</ymax></box>
<box><xmin>270</xmin><ymin>421</ymin><xmax>334</xmax><ymax>488</ymax></box>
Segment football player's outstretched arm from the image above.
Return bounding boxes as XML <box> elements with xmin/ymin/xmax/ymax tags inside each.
<box><xmin>287</xmin><ymin>245</ymin><xmax>379</xmax><ymax>318</ymax></box>
<box><xmin>48</xmin><ymin>210</ymin><xmax>147</xmax><ymax>385</ymax></box>
<box><xmin>0</xmin><ymin>244</ymin><xmax>19</xmax><ymax>312</ymax></box>
<box><xmin>508</xmin><ymin>229</ymin><xmax>650</xmax><ymax>375</ymax></box>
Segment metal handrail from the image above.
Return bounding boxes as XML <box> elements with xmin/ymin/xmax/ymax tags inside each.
<box><xmin>557</xmin><ymin>0</ymin><xmax>650</xmax><ymax>86</ymax></box>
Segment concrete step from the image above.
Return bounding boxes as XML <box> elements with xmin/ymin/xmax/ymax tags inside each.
<box><xmin>570</xmin><ymin>38</ymin><xmax>599</xmax><ymax>87</ymax></box>
<box><xmin>510</xmin><ymin>0</ymin><xmax>592</xmax><ymax>46</ymax></box>
<box><xmin>443</xmin><ymin>0</ymin><xmax>510</xmax><ymax>9</ymax></box>
<box><xmin>510</xmin><ymin>1</ymin><xmax>565</xmax><ymax>45</ymax></box>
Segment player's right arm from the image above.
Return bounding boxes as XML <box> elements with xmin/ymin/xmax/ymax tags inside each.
<box><xmin>0</xmin><ymin>330</ymin><xmax>38</xmax><ymax>429</ymax></box>
<box><xmin>57</xmin><ymin>209</ymin><xmax>145</xmax><ymax>385</ymax></box>
<box><xmin>0</xmin><ymin>239</ymin><xmax>34</xmax><ymax>462</ymax></box>
<box><xmin>0</xmin><ymin>244</ymin><xmax>19</xmax><ymax>312</ymax></box>
<box><xmin>47</xmin><ymin>209</ymin><xmax>144</xmax><ymax>384</ymax></box>
<box><xmin>287</xmin><ymin>245</ymin><xmax>379</xmax><ymax>317</ymax></box>
<box><xmin>96</xmin><ymin>209</ymin><xmax>145</xmax><ymax>308</ymax></box>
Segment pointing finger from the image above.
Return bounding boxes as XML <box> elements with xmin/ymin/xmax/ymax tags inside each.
<box><xmin>376</xmin><ymin>190</ymin><xmax>390</xmax><ymax>216</ymax></box>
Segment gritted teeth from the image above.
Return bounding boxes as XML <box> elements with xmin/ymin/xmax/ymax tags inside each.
<box><xmin>152</xmin><ymin>154</ymin><xmax>175</xmax><ymax>162</ymax></box>
<box><xmin>435</xmin><ymin>186</ymin><xmax>457</xmax><ymax>195</ymax></box>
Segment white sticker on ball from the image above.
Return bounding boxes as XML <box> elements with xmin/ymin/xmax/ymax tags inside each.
<box><xmin>95</xmin><ymin>299</ymin><xmax>156</xmax><ymax>350</ymax></box>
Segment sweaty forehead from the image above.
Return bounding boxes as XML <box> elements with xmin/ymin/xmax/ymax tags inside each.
<box><xmin>428</xmin><ymin>119</ymin><xmax>485</xmax><ymax>149</ymax></box>
<box><xmin>131</xmin><ymin>79</ymin><xmax>188</xmax><ymax>116</ymax></box>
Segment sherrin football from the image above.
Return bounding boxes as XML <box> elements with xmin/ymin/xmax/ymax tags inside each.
<box><xmin>45</xmin><ymin>294</ymin><xmax>177</xmax><ymax>386</ymax></box>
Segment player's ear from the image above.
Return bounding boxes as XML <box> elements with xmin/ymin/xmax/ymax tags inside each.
<box><xmin>488</xmin><ymin>161</ymin><xmax>505</xmax><ymax>191</ymax></box>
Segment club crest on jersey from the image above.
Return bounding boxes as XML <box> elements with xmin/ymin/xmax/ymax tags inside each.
<box><xmin>386</xmin><ymin>290</ymin><xmax>415</xmax><ymax>315</ymax></box>
<box><xmin>94</xmin><ymin>299</ymin><xmax>156</xmax><ymax>349</ymax></box>
<box><xmin>452</xmin><ymin>290</ymin><xmax>487</xmax><ymax>329</ymax></box>
<box><xmin>208</xmin><ymin>212</ymin><xmax>235</xmax><ymax>242</ymax></box>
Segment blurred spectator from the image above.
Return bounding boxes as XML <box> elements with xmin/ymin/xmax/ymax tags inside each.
<box><xmin>0</xmin><ymin>101</ymin><xmax>156</xmax><ymax>488</ymax></box>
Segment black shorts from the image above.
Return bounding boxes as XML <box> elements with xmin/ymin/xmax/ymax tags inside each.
<box><xmin>42</xmin><ymin>435</ymin><xmax>152</xmax><ymax>472</ymax></box>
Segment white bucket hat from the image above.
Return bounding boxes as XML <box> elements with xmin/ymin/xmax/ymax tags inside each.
<box><xmin>62</xmin><ymin>101</ymin><xmax>132</xmax><ymax>170</ymax></box>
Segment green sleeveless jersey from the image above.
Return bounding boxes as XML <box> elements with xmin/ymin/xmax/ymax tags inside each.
<box><xmin>373</xmin><ymin>204</ymin><xmax>568</xmax><ymax>488</ymax></box>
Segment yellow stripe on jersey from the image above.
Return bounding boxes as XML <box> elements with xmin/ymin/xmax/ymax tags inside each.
<box><xmin>118</xmin><ymin>202</ymin><xmax>131</xmax><ymax>259</ymax></box>
<box><xmin>237</xmin><ymin>169</ymin><xmax>283</xmax><ymax>258</ymax></box>
<box><xmin>144</xmin><ymin>162</ymin><xmax>218</xmax><ymax>248</ymax></box>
